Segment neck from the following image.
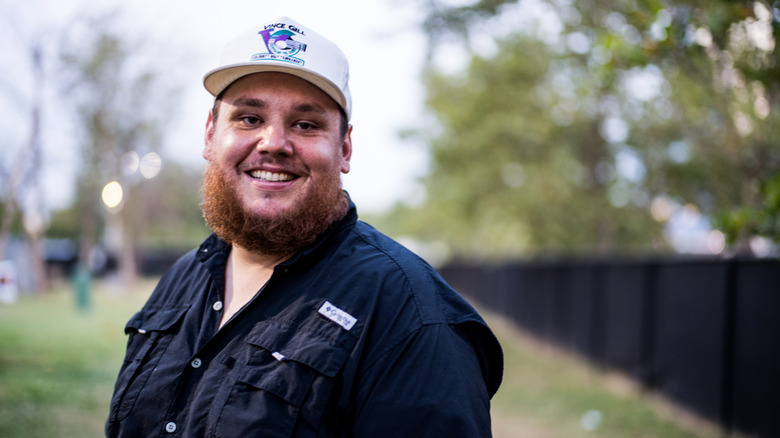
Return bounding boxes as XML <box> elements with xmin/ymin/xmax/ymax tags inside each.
<box><xmin>230</xmin><ymin>244</ymin><xmax>291</xmax><ymax>271</ymax></box>
<box><xmin>219</xmin><ymin>244</ymin><xmax>289</xmax><ymax>329</ymax></box>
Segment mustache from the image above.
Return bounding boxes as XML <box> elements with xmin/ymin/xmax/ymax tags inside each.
<box><xmin>236</xmin><ymin>157</ymin><xmax>306</xmax><ymax>175</ymax></box>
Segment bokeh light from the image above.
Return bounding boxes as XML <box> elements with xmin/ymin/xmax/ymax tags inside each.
<box><xmin>102</xmin><ymin>181</ymin><xmax>124</xmax><ymax>209</ymax></box>
<box><xmin>139</xmin><ymin>152</ymin><xmax>162</xmax><ymax>179</ymax></box>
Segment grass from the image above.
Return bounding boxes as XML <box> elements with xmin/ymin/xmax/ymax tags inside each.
<box><xmin>485</xmin><ymin>314</ymin><xmax>731</xmax><ymax>438</ymax></box>
<box><xmin>0</xmin><ymin>279</ymin><xmax>733</xmax><ymax>438</ymax></box>
<box><xmin>0</xmin><ymin>279</ymin><xmax>152</xmax><ymax>438</ymax></box>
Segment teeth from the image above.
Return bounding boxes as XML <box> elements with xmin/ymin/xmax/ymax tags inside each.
<box><xmin>249</xmin><ymin>170</ymin><xmax>295</xmax><ymax>182</ymax></box>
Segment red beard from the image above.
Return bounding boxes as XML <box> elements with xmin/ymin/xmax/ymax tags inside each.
<box><xmin>201</xmin><ymin>163</ymin><xmax>348</xmax><ymax>257</ymax></box>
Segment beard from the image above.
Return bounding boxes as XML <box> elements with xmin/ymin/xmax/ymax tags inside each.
<box><xmin>201</xmin><ymin>162</ymin><xmax>349</xmax><ymax>258</ymax></box>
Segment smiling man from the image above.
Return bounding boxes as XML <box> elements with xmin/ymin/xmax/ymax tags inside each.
<box><xmin>106</xmin><ymin>16</ymin><xmax>503</xmax><ymax>438</ymax></box>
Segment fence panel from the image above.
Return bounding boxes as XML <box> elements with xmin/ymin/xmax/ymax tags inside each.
<box><xmin>567</xmin><ymin>264</ymin><xmax>602</xmax><ymax>362</ymax></box>
<box><xmin>519</xmin><ymin>266</ymin><xmax>551</xmax><ymax>339</ymax></box>
<box><xmin>652</xmin><ymin>262</ymin><xmax>730</xmax><ymax>424</ymax></box>
<box><xmin>601</xmin><ymin>264</ymin><xmax>649</xmax><ymax>380</ymax></box>
<box><xmin>731</xmin><ymin>260</ymin><xmax>780</xmax><ymax>437</ymax></box>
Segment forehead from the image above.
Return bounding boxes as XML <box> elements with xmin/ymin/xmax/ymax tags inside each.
<box><xmin>219</xmin><ymin>72</ymin><xmax>340</xmax><ymax>114</ymax></box>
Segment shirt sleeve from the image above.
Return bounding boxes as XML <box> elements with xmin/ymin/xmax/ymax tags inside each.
<box><xmin>349</xmin><ymin>322</ymin><xmax>496</xmax><ymax>437</ymax></box>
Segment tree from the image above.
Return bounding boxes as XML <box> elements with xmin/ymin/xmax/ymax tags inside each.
<box><xmin>399</xmin><ymin>0</ymin><xmax>779</xmax><ymax>259</ymax></box>
<box><xmin>46</xmin><ymin>160</ymin><xmax>212</xmax><ymax>259</ymax></box>
<box><xmin>130</xmin><ymin>160</ymin><xmax>211</xmax><ymax>252</ymax></box>
<box><xmin>59</xmin><ymin>12</ymin><xmax>182</xmax><ymax>285</ymax></box>
<box><xmin>0</xmin><ymin>39</ymin><xmax>49</xmax><ymax>291</ymax></box>
<box><xmin>387</xmin><ymin>33</ymin><xmax>662</xmax><ymax>259</ymax></box>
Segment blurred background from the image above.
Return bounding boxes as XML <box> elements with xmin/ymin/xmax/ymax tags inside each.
<box><xmin>1</xmin><ymin>0</ymin><xmax>778</xmax><ymax>437</ymax></box>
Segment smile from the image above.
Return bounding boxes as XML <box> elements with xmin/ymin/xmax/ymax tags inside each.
<box><xmin>248</xmin><ymin>170</ymin><xmax>297</xmax><ymax>182</ymax></box>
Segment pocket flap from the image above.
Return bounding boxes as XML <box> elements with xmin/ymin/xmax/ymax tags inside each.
<box><xmin>124</xmin><ymin>306</ymin><xmax>190</xmax><ymax>335</ymax></box>
<box><xmin>245</xmin><ymin>320</ymin><xmax>351</xmax><ymax>377</ymax></box>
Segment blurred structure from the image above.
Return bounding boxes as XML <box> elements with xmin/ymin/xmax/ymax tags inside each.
<box><xmin>0</xmin><ymin>260</ymin><xmax>19</xmax><ymax>303</ymax></box>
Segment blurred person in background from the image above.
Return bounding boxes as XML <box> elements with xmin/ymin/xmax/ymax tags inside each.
<box><xmin>106</xmin><ymin>16</ymin><xmax>502</xmax><ymax>437</ymax></box>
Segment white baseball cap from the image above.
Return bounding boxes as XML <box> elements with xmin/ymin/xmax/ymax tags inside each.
<box><xmin>203</xmin><ymin>16</ymin><xmax>352</xmax><ymax>120</ymax></box>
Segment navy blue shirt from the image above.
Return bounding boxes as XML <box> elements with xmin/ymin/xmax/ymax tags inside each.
<box><xmin>106</xmin><ymin>201</ymin><xmax>503</xmax><ymax>437</ymax></box>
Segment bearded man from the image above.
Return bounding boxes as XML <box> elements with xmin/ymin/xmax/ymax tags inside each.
<box><xmin>106</xmin><ymin>16</ymin><xmax>502</xmax><ymax>438</ymax></box>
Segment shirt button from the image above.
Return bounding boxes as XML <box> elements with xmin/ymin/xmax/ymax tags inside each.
<box><xmin>191</xmin><ymin>358</ymin><xmax>202</xmax><ymax>368</ymax></box>
<box><xmin>213</xmin><ymin>301</ymin><xmax>223</xmax><ymax>311</ymax></box>
<box><xmin>165</xmin><ymin>421</ymin><xmax>177</xmax><ymax>433</ymax></box>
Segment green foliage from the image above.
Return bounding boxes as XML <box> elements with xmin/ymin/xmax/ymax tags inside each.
<box><xmin>58</xmin><ymin>11</ymin><xmax>184</xmax><ymax>263</ymax></box>
<box><xmin>131</xmin><ymin>162</ymin><xmax>211</xmax><ymax>251</ymax></box>
<box><xmin>401</xmin><ymin>33</ymin><xmax>664</xmax><ymax>259</ymax></box>
<box><xmin>39</xmin><ymin>9</ymin><xmax>205</xmax><ymax>284</ymax></box>
<box><xmin>401</xmin><ymin>0</ymin><xmax>780</xmax><ymax>259</ymax></box>
<box><xmin>0</xmin><ymin>201</ymin><xmax>24</xmax><ymax>236</ymax></box>
<box><xmin>47</xmin><ymin>161</ymin><xmax>210</xmax><ymax>251</ymax></box>
<box><xmin>46</xmin><ymin>205</ymin><xmax>80</xmax><ymax>240</ymax></box>
<box><xmin>717</xmin><ymin>172</ymin><xmax>780</xmax><ymax>244</ymax></box>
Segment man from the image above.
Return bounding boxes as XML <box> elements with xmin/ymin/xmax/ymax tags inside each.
<box><xmin>106</xmin><ymin>16</ymin><xmax>503</xmax><ymax>437</ymax></box>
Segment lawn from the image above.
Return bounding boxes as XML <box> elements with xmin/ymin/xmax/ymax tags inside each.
<box><xmin>485</xmin><ymin>315</ymin><xmax>730</xmax><ymax>438</ymax></box>
<box><xmin>0</xmin><ymin>280</ymin><xmax>151</xmax><ymax>438</ymax></box>
<box><xmin>0</xmin><ymin>280</ymin><xmax>731</xmax><ymax>437</ymax></box>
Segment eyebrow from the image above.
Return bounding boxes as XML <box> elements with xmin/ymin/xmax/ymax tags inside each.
<box><xmin>231</xmin><ymin>97</ymin><xmax>267</xmax><ymax>109</ymax></box>
<box><xmin>292</xmin><ymin>102</ymin><xmax>328</xmax><ymax>115</ymax></box>
<box><xmin>229</xmin><ymin>98</ymin><xmax>328</xmax><ymax>115</ymax></box>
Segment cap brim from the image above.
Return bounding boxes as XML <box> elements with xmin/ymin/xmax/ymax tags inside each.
<box><xmin>203</xmin><ymin>64</ymin><xmax>347</xmax><ymax>116</ymax></box>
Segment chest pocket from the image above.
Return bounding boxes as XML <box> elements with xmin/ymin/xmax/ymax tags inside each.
<box><xmin>108</xmin><ymin>306</ymin><xmax>189</xmax><ymax>422</ymax></box>
<box><xmin>214</xmin><ymin>319</ymin><xmax>355</xmax><ymax>437</ymax></box>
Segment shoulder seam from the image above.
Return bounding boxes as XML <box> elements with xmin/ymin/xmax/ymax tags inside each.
<box><xmin>349</xmin><ymin>225</ymin><xmax>428</xmax><ymax>322</ymax></box>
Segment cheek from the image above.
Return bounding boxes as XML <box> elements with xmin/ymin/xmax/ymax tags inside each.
<box><xmin>307</xmin><ymin>151</ymin><xmax>349</xmax><ymax>179</ymax></box>
<box><xmin>209</xmin><ymin>131</ymin><xmax>254</xmax><ymax>164</ymax></box>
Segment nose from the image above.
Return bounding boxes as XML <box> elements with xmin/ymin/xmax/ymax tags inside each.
<box><xmin>256</xmin><ymin>123</ymin><xmax>293</xmax><ymax>156</ymax></box>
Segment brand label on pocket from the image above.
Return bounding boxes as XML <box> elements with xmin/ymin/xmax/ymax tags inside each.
<box><xmin>318</xmin><ymin>301</ymin><xmax>357</xmax><ymax>331</ymax></box>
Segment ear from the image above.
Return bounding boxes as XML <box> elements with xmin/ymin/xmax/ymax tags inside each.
<box><xmin>340</xmin><ymin>124</ymin><xmax>353</xmax><ymax>174</ymax></box>
<box><xmin>203</xmin><ymin>109</ymin><xmax>216</xmax><ymax>161</ymax></box>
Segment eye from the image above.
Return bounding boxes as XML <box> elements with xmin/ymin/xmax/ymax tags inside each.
<box><xmin>294</xmin><ymin>121</ymin><xmax>318</xmax><ymax>131</ymax></box>
<box><xmin>239</xmin><ymin>115</ymin><xmax>262</xmax><ymax>126</ymax></box>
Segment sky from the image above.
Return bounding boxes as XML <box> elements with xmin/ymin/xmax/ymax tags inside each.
<box><xmin>1</xmin><ymin>0</ymin><xmax>433</xmax><ymax>214</ymax></box>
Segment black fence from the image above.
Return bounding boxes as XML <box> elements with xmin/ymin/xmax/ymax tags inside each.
<box><xmin>439</xmin><ymin>257</ymin><xmax>780</xmax><ymax>438</ymax></box>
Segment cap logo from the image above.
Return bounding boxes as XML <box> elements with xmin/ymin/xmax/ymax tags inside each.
<box><xmin>253</xmin><ymin>23</ymin><xmax>307</xmax><ymax>66</ymax></box>
<box><xmin>205</xmin><ymin>17</ymin><xmax>351</xmax><ymax>120</ymax></box>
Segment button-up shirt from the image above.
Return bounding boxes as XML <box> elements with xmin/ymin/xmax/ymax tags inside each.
<box><xmin>106</xmin><ymin>201</ymin><xmax>503</xmax><ymax>437</ymax></box>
